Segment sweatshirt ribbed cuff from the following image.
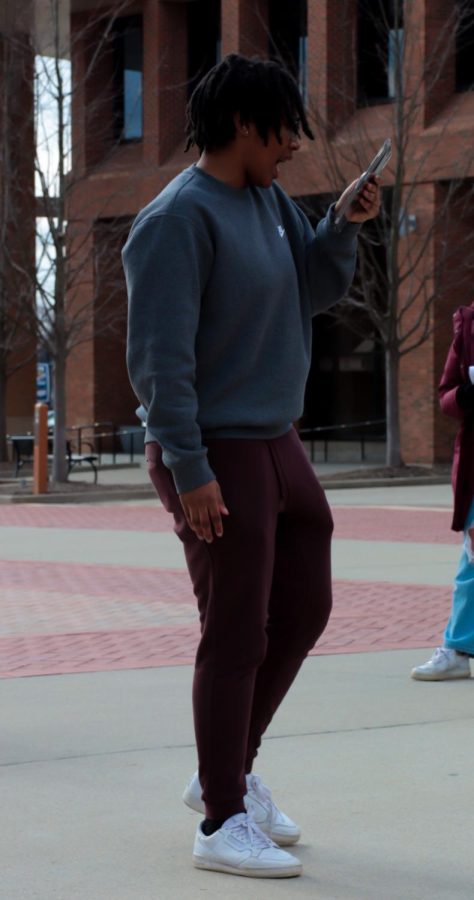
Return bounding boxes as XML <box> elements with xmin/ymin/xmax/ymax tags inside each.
<box><xmin>328</xmin><ymin>202</ymin><xmax>361</xmax><ymax>236</ymax></box>
<box><xmin>171</xmin><ymin>456</ymin><xmax>216</xmax><ymax>495</ymax></box>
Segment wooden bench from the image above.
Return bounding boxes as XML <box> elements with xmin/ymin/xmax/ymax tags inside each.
<box><xmin>10</xmin><ymin>435</ymin><xmax>99</xmax><ymax>484</ymax></box>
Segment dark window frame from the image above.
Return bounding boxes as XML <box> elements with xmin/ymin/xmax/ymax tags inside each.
<box><xmin>357</xmin><ymin>0</ymin><xmax>404</xmax><ymax>107</ymax></box>
<box><xmin>268</xmin><ymin>0</ymin><xmax>308</xmax><ymax>102</ymax></box>
<box><xmin>456</xmin><ymin>0</ymin><xmax>474</xmax><ymax>92</ymax></box>
<box><xmin>187</xmin><ymin>0</ymin><xmax>221</xmax><ymax>98</ymax></box>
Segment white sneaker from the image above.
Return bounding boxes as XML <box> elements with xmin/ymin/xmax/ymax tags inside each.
<box><xmin>192</xmin><ymin>812</ymin><xmax>302</xmax><ymax>878</ymax></box>
<box><xmin>411</xmin><ymin>647</ymin><xmax>471</xmax><ymax>681</ymax></box>
<box><xmin>183</xmin><ymin>771</ymin><xmax>301</xmax><ymax>846</ymax></box>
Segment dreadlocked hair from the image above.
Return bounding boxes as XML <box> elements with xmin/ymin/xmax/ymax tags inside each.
<box><xmin>185</xmin><ymin>54</ymin><xmax>314</xmax><ymax>153</ymax></box>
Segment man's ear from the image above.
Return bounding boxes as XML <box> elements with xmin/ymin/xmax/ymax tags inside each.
<box><xmin>233</xmin><ymin>112</ymin><xmax>250</xmax><ymax>137</ymax></box>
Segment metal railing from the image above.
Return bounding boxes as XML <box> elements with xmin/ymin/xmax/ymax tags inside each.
<box><xmin>65</xmin><ymin>421</ymin><xmax>113</xmax><ymax>457</ymax></box>
<box><xmin>65</xmin><ymin>422</ymin><xmax>144</xmax><ymax>465</ymax></box>
<box><xmin>6</xmin><ymin>421</ymin><xmax>146</xmax><ymax>473</ymax></box>
<box><xmin>299</xmin><ymin>419</ymin><xmax>386</xmax><ymax>463</ymax></box>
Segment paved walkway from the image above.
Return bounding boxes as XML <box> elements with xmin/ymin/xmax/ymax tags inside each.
<box><xmin>2</xmin><ymin>479</ymin><xmax>473</xmax><ymax>899</ymax></box>
<box><xmin>0</xmin><ymin>488</ymin><xmax>461</xmax><ymax>677</ymax></box>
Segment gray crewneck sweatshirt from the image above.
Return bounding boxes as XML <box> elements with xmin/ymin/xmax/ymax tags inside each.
<box><xmin>123</xmin><ymin>165</ymin><xmax>359</xmax><ymax>493</ymax></box>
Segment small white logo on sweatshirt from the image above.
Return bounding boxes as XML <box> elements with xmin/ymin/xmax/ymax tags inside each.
<box><xmin>277</xmin><ymin>225</ymin><xmax>285</xmax><ymax>238</ymax></box>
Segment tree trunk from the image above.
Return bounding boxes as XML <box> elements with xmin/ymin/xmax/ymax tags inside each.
<box><xmin>0</xmin><ymin>362</ymin><xmax>8</xmax><ymax>463</ymax></box>
<box><xmin>385</xmin><ymin>344</ymin><xmax>402</xmax><ymax>467</ymax></box>
<box><xmin>51</xmin><ymin>354</ymin><xmax>68</xmax><ymax>482</ymax></box>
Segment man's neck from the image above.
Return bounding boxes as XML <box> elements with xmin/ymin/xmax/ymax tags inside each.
<box><xmin>196</xmin><ymin>150</ymin><xmax>247</xmax><ymax>189</ymax></box>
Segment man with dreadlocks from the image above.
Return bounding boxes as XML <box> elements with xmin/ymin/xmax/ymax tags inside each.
<box><xmin>123</xmin><ymin>54</ymin><xmax>380</xmax><ymax>879</ymax></box>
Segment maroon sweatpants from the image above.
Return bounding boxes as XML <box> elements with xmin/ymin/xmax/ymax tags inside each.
<box><xmin>146</xmin><ymin>427</ymin><xmax>333</xmax><ymax>821</ymax></box>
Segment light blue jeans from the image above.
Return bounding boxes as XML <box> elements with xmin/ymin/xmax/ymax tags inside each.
<box><xmin>444</xmin><ymin>497</ymin><xmax>474</xmax><ymax>655</ymax></box>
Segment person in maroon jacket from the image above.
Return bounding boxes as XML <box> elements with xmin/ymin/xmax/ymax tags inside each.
<box><xmin>412</xmin><ymin>305</ymin><xmax>474</xmax><ymax>680</ymax></box>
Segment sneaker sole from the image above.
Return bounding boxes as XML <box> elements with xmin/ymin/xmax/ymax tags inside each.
<box><xmin>411</xmin><ymin>670</ymin><xmax>471</xmax><ymax>681</ymax></box>
<box><xmin>271</xmin><ymin>831</ymin><xmax>300</xmax><ymax>846</ymax></box>
<box><xmin>193</xmin><ymin>855</ymin><xmax>302</xmax><ymax>878</ymax></box>
<box><xmin>183</xmin><ymin>789</ymin><xmax>301</xmax><ymax>846</ymax></box>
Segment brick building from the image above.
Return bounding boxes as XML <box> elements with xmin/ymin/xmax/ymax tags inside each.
<box><xmin>62</xmin><ymin>0</ymin><xmax>474</xmax><ymax>464</ymax></box>
<box><xmin>0</xmin><ymin>2</ymin><xmax>35</xmax><ymax>442</ymax></box>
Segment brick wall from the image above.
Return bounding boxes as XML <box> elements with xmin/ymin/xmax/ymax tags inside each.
<box><xmin>311</xmin><ymin>0</ymin><xmax>357</xmax><ymax>132</ymax></box>
<box><xmin>65</xmin><ymin>217</ymin><xmax>134</xmax><ymax>428</ymax></box>
<box><xmin>92</xmin><ymin>218</ymin><xmax>136</xmax><ymax>425</ymax></box>
<box><xmin>398</xmin><ymin>178</ymin><xmax>474</xmax><ymax>465</ymax></box>
<box><xmin>221</xmin><ymin>0</ymin><xmax>268</xmax><ymax>57</ymax></box>
<box><xmin>421</xmin><ymin>0</ymin><xmax>456</xmax><ymax>127</ymax></box>
<box><xmin>143</xmin><ymin>0</ymin><xmax>188</xmax><ymax>165</ymax></box>
<box><xmin>65</xmin><ymin>223</ymin><xmax>95</xmax><ymax>427</ymax></box>
<box><xmin>65</xmin><ymin>0</ymin><xmax>474</xmax><ymax>464</ymax></box>
<box><xmin>0</xmin><ymin>26</ymin><xmax>36</xmax><ymax>434</ymax></box>
<box><xmin>70</xmin><ymin>11</ymin><xmax>117</xmax><ymax>171</ymax></box>
<box><xmin>433</xmin><ymin>181</ymin><xmax>474</xmax><ymax>462</ymax></box>
<box><xmin>399</xmin><ymin>183</ymin><xmax>436</xmax><ymax>464</ymax></box>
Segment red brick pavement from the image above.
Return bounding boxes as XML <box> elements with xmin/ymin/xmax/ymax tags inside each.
<box><xmin>0</xmin><ymin>504</ymin><xmax>459</xmax><ymax>543</ymax></box>
<box><xmin>0</xmin><ymin>557</ymin><xmax>452</xmax><ymax>677</ymax></box>
<box><xmin>0</xmin><ymin>504</ymin><xmax>174</xmax><ymax>532</ymax></box>
<box><xmin>0</xmin><ymin>503</ymin><xmax>459</xmax><ymax>678</ymax></box>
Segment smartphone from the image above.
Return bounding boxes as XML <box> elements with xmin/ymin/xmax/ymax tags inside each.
<box><xmin>334</xmin><ymin>138</ymin><xmax>392</xmax><ymax>226</ymax></box>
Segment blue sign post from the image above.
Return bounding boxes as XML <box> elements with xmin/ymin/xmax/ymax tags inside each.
<box><xmin>36</xmin><ymin>363</ymin><xmax>51</xmax><ymax>405</ymax></box>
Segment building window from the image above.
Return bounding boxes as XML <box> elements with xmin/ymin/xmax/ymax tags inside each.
<box><xmin>456</xmin><ymin>1</ymin><xmax>474</xmax><ymax>91</ymax></box>
<box><xmin>298</xmin><ymin>34</ymin><xmax>308</xmax><ymax>105</ymax></box>
<box><xmin>188</xmin><ymin>0</ymin><xmax>221</xmax><ymax>97</ymax></box>
<box><xmin>269</xmin><ymin>0</ymin><xmax>308</xmax><ymax>103</ymax></box>
<box><xmin>114</xmin><ymin>16</ymin><xmax>143</xmax><ymax>141</ymax></box>
<box><xmin>357</xmin><ymin>0</ymin><xmax>404</xmax><ymax>106</ymax></box>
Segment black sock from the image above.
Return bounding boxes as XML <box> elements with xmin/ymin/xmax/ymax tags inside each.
<box><xmin>201</xmin><ymin>818</ymin><xmax>226</xmax><ymax>836</ymax></box>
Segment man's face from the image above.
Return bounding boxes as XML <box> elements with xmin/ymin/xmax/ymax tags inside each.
<box><xmin>241</xmin><ymin>122</ymin><xmax>302</xmax><ymax>188</ymax></box>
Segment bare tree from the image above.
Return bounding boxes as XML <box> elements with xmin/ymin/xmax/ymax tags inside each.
<box><xmin>9</xmin><ymin>0</ymin><xmax>133</xmax><ymax>481</ymax></box>
<box><xmin>309</xmin><ymin>0</ymin><xmax>474</xmax><ymax>466</ymax></box>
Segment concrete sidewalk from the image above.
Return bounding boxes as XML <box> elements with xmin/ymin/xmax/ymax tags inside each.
<box><xmin>2</xmin><ymin>650</ymin><xmax>472</xmax><ymax>900</ymax></box>
<box><xmin>1</xmin><ymin>454</ymin><xmax>451</xmax><ymax>503</ymax></box>
<box><xmin>1</xmin><ymin>481</ymin><xmax>472</xmax><ymax>899</ymax></box>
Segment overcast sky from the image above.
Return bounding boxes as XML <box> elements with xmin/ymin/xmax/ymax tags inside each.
<box><xmin>35</xmin><ymin>53</ymin><xmax>71</xmax><ymax>194</ymax></box>
<box><xmin>35</xmin><ymin>54</ymin><xmax>72</xmax><ymax>310</ymax></box>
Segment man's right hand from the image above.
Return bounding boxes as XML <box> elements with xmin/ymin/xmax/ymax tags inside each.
<box><xmin>179</xmin><ymin>480</ymin><xmax>229</xmax><ymax>542</ymax></box>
